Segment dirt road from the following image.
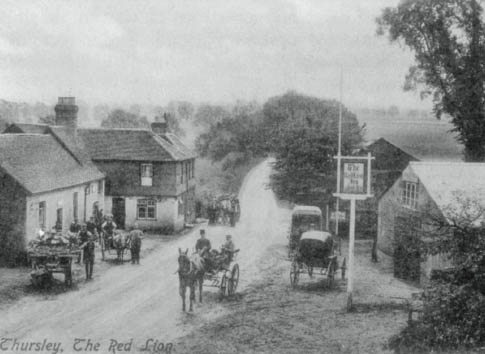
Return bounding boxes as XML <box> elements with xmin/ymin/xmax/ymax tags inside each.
<box><xmin>0</xmin><ymin>159</ymin><xmax>289</xmax><ymax>353</ymax></box>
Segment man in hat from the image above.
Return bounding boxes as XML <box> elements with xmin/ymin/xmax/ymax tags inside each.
<box><xmin>221</xmin><ymin>234</ymin><xmax>236</xmax><ymax>268</ymax></box>
<box><xmin>195</xmin><ymin>229</ymin><xmax>211</xmax><ymax>256</ymax></box>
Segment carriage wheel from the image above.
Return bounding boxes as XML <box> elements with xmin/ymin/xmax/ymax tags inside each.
<box><xmin>341</xmin><ymin>258</ymin><xmax>346</xmax><ymax>280</ymax></box>
<box><xmin>220</xmin><ymin>273</ymin><xmax>228</xmax><ymax>297</ymax></box>
<box><xmin>228</xmin><ymin>264</ymin><xmax>240</xmax><ymax>295</ymax></box>
<box><xmin>290</xmin><ymin>261</ymin><xmax>299</xmax><ymax>288</ymax></box>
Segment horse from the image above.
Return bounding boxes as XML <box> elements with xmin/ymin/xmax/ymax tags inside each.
<box><xmin>177</xmin><ymin>248</ymin><xmax>205</xmax><ymax>312</ymax></box>
<box><xmin>113</xmin><ymin>232</ymin><xmax>131</xmax><ymax>264</ymax></box>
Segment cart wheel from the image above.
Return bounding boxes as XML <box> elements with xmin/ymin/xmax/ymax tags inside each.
<box><xmin>228</xmin><ymin>264</ymin><xmax>240</xmax><ymax>295</ymax></box>
<box><xmin>220</xmin><ymin>273</ymin><xmax>228</xmax><ymax>297</ymax></box>
<box><xmin>341</xmin><ymin>258</ymin><xmax>346</xmax><ymax>280</ymax></box>
<box><xmin>290</xmin><ymin>261</ymin><xmax>299</xmax><ymax>288</ymax></box>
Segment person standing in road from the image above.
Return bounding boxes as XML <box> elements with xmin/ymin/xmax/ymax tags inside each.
<box><xmin>130</xmin><ymin>223</ymin><xmax>143</xmax><ymax>265</ymax></box>
<box><xmin>79</xmin><ymin>224</ymin><xmax>95</xmax><ymax>280</ymax></box>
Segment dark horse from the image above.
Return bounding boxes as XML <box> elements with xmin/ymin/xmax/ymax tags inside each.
<box><xmin>177</xmin><ymin>248</ymin><xmax>205</xmax><ymax>312</ymax></box>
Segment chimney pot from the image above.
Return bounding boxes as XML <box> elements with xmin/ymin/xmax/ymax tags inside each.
<box><xmin>55</xmin><ymin>96</ymin><xmax>78</xmax><ymax>129</ymax></box>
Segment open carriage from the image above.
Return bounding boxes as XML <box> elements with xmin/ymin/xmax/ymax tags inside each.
<box><xmin>99</xmin><ymin>230</ymin><xmax>131</xmax><ymax>262</ymax></box>
<box><xmin>204</xmin><ymin>249</ymin><xmax>240</xmax><ymax>297</ymax></box>
<box><xmin>289</xmin><ymin>231</ymin><xmax>346</xmax><ymax>288</ymax></box>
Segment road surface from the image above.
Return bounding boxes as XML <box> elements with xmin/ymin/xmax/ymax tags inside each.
<box><xmin>0</xmin><ymin>159</ymin><xmax>289</xmax><ymax>353</ymax></box>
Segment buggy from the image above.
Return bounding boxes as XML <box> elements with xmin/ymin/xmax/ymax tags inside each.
<box><xmin>289</xmin><ymin>230</ymin><xmax>346</xmax><ymax>288</ymax></box>
<box><xmin>203</xmin><ymin>248</ymin><xmax>240</xmax><ymax>297</ymax></box>
<box><xmin>288</xmin><ymin>205</ymin><xmax>323</xmax><ymax>256</ymax></box>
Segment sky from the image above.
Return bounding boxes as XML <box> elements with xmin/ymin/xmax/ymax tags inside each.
<box><xmin>0</xmin><ymin>0</ymin><xmax>430</xmax><ymax>110</ymax></box>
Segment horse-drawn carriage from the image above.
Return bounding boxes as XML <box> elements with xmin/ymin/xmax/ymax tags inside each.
<box><xmin>177</xmin><ymin>247</ymin><xmax>240</xmax><ymax>312</ymax></box>
<box><xmin>204</xmin><ymin>248</ymin><xmax>240</xmax><ymax>297</ymax></box>
<box><xmin>289</xmin><ymin>230</ymin><xmax>346</xmax><ymax>288</ymax></box>
<box><xmin>99</xmin><ymin>230</ymin><xmax>131</xmax><ymax>263</ymax></box>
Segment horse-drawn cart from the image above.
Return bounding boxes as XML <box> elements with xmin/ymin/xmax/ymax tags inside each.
<box><xmin>204</xmin><ymin>249</ymin><xmax>240</xmax><ymax>297</ymax></box>
<box><xmin>28</xmin><ymin>244</ymin><xmax>81</xmax><ymax>287</ymax></box>
<box><xmin>289</xmin><ymin>231</ymin><xmax>345</xmax><ymax>288</ymax></box>
<box><xmin>99</xmin><ymin>230</ymin><xmax>130</xmax><ymax>262</ymax></box>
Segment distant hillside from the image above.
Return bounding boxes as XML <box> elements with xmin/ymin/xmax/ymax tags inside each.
<box><xmin>355</xmin><ymin>109</ymin><xmax>463</xmax><ymax>161</ymax></box>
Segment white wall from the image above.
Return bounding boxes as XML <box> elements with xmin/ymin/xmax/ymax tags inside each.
<box><xmin>25</xmin><ymin>180</ymin><xmax>104</xmax><ymax>241</ymax></box>
<box><xmin>114</xmin><ymin>196</ymin><xmax>184</xmax><ymax>231</ymax></box>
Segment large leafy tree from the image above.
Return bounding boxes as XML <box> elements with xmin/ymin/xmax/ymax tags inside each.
<box><xmin>377</xmin><ymin>0</ymin><xmax>485</xmax><ymax>161</ymax></box>
<box><xmin>264</xmin><ymin>92</ymin><xmax>364</xmax><ymax>203</ymax></box>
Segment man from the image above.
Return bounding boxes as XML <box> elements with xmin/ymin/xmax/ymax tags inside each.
<box><xmin>195</xmin><ymin>229</ymin><xmax>211</xmax><ymax>256</ymax></box>
<box><xmin>78</xmin><ymin>224</ymin><xmax>95</xmax><ymax>280</ymax></box>
<box><xmin>221</xmin><ymin>234</ymin><xmax>236</xmax><ymax>267</ymax></box>
<box><xmin>69</xmin><ymin>219</ymin><xmax>81</xmax><ymax>233</ymax></box>
<box><xmin>129</xmin><ymin>223</ymin><xmax>143</xmax><ymax>265</ymax></box>
<box><xmin>86</xmin><ymin>216</ymin><xmax>98</xmax><ymax>240</ymax></box>
<box><xmin>102</xmin><ymin>216</ymin><xmax>117</xmax><ymax>248</ymax></box>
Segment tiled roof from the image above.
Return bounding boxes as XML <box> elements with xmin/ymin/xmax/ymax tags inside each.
<box><xmin>3</xmin><ymin>123</ymin><xmax>49</xmax><ymax>134</ymax></box>
<box><xmin>0</xmin><ymin>134</ymin><xmax>104</xmax><ymax>194</ymax></box>
<box><xmin>408</xmin><ymin>162</ymin><xmax>485</xmax><ymax>223</ymax></box>
<box><xmin>77</xmin><ymin>128</ymin><xmax>196</xmax><ymax>161</ymax></box>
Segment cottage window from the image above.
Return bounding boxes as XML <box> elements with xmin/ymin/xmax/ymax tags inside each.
<box><xmin>73</xmin><ymin>192</ymin><xmax>78</xmax><ymax>221</ymax></box>
<box><xmin>402</xmin><ymin>181</ymin><xmax>418</xmax><ymax>209</ymax></box>
<box><xmin>98</xmin><ymin>180</ymin><xmax>103</xmax><ymax>195</ymax></box>
<box><xmin>39</xmin><ymin>201</ymin><xmax>46</xmax><ymax>230</ymax></box>
<box><xmin>141</xmin><ymin>164</ymin><xmax>153</xmax><ymax>186</ymax></box>
<box><xmin>91</xmin><ymin>182</ymin><xmax>97</xmax><ymax>194</ymax></box>
<box><xmin>137</xmin><ymin>199</ymin><xmax>156</xmax><ymax>219</ymax></box>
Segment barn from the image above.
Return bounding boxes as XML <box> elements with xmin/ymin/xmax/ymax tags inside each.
<box><xmin>377</xmin><ymin>161</ymin><xmax>485</xmax><ymax>283</ymax></box>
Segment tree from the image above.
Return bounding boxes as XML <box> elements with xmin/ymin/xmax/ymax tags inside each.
<box><xmin>263</xmin><ymin>92</ymin><xmax>364</xmax><ymax>203</ymax></box>
<box><xmin>101</xmin><ymin>109</ymin><xmax>149</xmax><ymax>129</ymax></box>
<box><xmin>194</xmin><ymin>104</ymin><xmax>230</xmax><ymax>128</ymax></box>
<box><xmin>377</xmin><ymin>0</ymin><xmax>485</xmax><ymax>161</ymax></box>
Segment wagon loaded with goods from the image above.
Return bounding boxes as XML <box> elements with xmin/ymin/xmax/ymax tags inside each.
<box><xmin>27</xmin><ymin>234</ymin><xmax>81</xmax><ymax>287</ymax></box>
<box><xmin>289</xmin><ymin>230</ymin><xmax>346</xmax><ymax>288</ymax></box>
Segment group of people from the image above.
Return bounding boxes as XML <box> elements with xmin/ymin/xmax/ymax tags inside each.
<box><xmin>67</xmin><ymin>215</ymin><xmax>143</xmax><ymax>280</ymax></box>
<box><xmin>207</xmin><ymin>197</ymin><xmax>240</xmax><ymax>226</ymax></box>
<box><xmin>194</xmin><ymin>229</ymin><xmax>236</xmax><ymax>272</ymax></box>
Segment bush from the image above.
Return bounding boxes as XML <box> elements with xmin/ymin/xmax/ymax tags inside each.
<box><xmin>389</xmin><ymin>283</ymin><xmax>485</xmax><ymax>353</ymax></box>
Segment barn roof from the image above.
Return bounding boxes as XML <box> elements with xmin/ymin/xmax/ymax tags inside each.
<box><xmin>0</xmin><ymin>134</ymin><xmax>104</xmax><ymax>194</ymax></box>
<box><xmin>366</xmin><ymin>129</ymin><xmax>463</xmax><ymax>162</ymax></box>
<box><xmin>77</xmin><ymin>128</ymin><xmax>196</xmax><ymax>161</ymax></box>
<box><xmin>408</xmin><ymin>161</ymin><xmax>485</xmax><ymax>224</ymax></box>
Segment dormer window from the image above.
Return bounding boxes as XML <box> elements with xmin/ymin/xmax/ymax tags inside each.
<box><xmin>141</xmin><ymin>163</ymin><xmax>153</xmax><ymax>186</ymax></box>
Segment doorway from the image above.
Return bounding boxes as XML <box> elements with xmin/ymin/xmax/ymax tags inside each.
<box><xmin>112</xmin><ymin>197</ymin><xmax>125</xmax><ymax>229</ymax></box>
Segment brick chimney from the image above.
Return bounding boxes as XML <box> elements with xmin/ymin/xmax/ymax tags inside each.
<box><xmin>151</xmin><ymin>114</ymin><xmax>169</xmax><ymax>135</ymax></box>
<box><xmin>54</xmin><ymin>97</ymin><xmax>78</xmax><ymax>129</ymax></box>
